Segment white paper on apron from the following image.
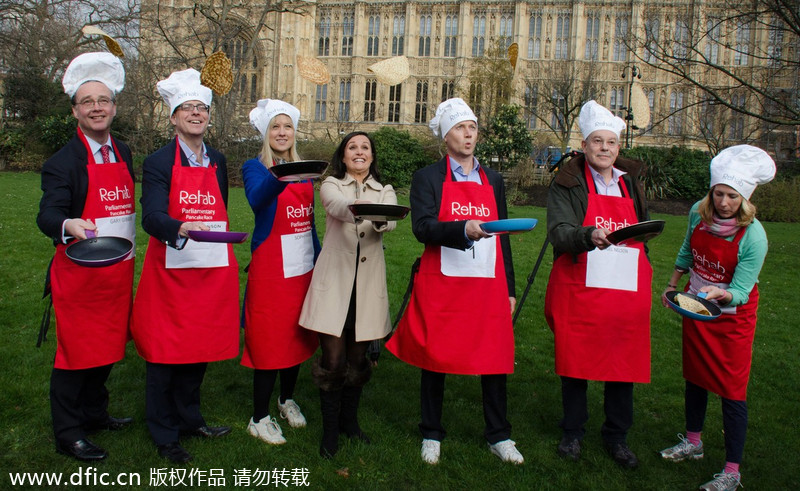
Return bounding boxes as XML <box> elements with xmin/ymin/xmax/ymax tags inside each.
<box><xmin>688</xmin><ymin>270</ymin><xmax>737</xmax><ymax>315</ymax></box>
<box><xmin>586</xmin><ymin>245</ymin><xmax>639</xmax><ymax>291</ymax></box>
<box><xmin>441</xmin><ymin>237</ymin><xmax>496</xmax><ymax>278</ymax></box>
<box><xmin>166</xmin><ymin>220</ymin><xmax>229</xmax><ymax>269</ymax></box>
<box><xmin>95</xmin><ymin>213</ymin><xmax>136</xmax><ymax>260</ymax></box>
<box><xmin>280</xmin><ymin>230</ymin><xmax>313</xmax><ymax>278</ymax></box>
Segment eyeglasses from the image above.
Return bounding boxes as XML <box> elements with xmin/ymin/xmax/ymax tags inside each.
<box><xmin>178</xmin><ymin>103</ymin><xmax>210</xmax><ymax>113</ymax></box>
<box><xmin>77</xmin><ymin>97</ymin><xmax>113</xmax><ymax>109</ymax></box>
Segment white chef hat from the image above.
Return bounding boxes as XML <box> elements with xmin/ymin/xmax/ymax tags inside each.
<box><xmin>249</xmin><ymin>99</ymin><xmax>301</xmax><ymax>137</ymax></box>
<box><xmin>709</xmin><ymin>145</ymin><xmax>776</xmax><ymax>200</ymax></box>
<box><xmin>156</xmin><ymin>68</ymin><xmax>213</xmax><ymax>114</ymax></box>
<box><xmin>578</xmin><ymin>100</ymin><xmax>626</xmax><ymax>140</ymax></box>
<box><xmin>62</xmin><ymin>52</ymin><xmax>125</xmax><ymax>98</ymax></box>
<box><xmin>429</xmin><ymin>97</ymin><xmax>477</xmax><ymax>138</ymax></box>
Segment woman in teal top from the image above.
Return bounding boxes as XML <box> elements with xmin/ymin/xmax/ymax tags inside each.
<box><xmin>658</xmin><ymin>145</ymin><xmax>775</xmax><ymax>491</ymax></box>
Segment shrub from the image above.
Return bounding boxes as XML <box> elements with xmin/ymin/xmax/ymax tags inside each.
<box><xmin>751</xmin><ymin>176</ymin><xmax>800</xmax><ymax>223</ymax></box>
<box><xmin>624</xmin><ymin>146</ymin><xmax>710</xmax><ymax>200</ymax></box>
<box><xmin>370</xmin><ymin>127</ymin><xmax>430</xmax><ymax>188</ymax></box>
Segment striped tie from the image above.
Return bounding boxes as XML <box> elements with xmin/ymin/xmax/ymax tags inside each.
<box><xmin>100</xmin><ymin>145</ymin><xmax>110</xmax><ymax>164</ymax></box>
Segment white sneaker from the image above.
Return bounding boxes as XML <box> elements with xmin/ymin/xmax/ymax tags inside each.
<box><xmin>660</xmin><ymin>433</ymin><xmax>704</xmax><ymax>461</ymax></box>
<box><xmin>699</xmin><ymin>471</ymin><xmax>742</xmax><ymax>491</ymax></box>
<box><xmin>489</xmin><ymin>439</ymin><xmax>525</xmax><ymax>464</ymax></box>
<box><xmin>247</xmin><ymin>416</ymin><xmax>286</xmax><ymax>445</ymax></box>
<box><xmin>278</xmin><ymin>399</ymin><xmax>307</xmax><ymax>428</ymax></box>
<box><xmin>421</xmin><ymin>439</ymin><xmax>441</xmax><ymax>464</ymax></box>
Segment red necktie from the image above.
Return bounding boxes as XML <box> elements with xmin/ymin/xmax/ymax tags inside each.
<box><xmin>100</xmin><ymin>145</ymin><xmax>110</xmax><ymax>164</ymax></box>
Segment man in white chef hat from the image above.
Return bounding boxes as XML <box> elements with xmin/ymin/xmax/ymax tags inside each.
<box><xmin>544</xmin><ymin>100</ymin><xmax>652</xmax><ymax>469</ymax></box>
<box><xmin>37</xmin><ymin>52</ymin><xmax>135</xmax><ymax>462</ymax></box>
<box><xmin>387</xmin><ymin>97</ymin><xmax>524</xmax><ymax>465</ymax></box>
<box><xmin>132</xmin><ymin>68</ymin><xmax>239</xmax><ymax>464</ymax></box>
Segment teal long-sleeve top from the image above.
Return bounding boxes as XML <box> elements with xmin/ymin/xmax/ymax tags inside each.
<box><xmin>674</xmin><ymin>201</ymin><xmax>768</xmax><ymax>307</ymax></box>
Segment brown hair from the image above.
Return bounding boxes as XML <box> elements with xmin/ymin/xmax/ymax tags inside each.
<box><xmin>698</xmin><ymin>186</ymin><xmax>757</xmax><ymax>227</ymax></box>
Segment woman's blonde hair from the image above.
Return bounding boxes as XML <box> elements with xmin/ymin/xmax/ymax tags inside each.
<box><xmin>258</xmin><ymin>115</ymin><xmax>301</xmax><ymax>167</ymax></box>
<box><xmin>698</xmin><ymin>186</ymin><xmax>757</xmax><ymax>226</ymax></box>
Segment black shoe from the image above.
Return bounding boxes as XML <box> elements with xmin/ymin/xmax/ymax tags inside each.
<box><xmin>85</xmin><ymin>416</ymin><xmax>134</xmax><ymax>432</ymax></box>
<box><xmin>158</xmin><ymin>442</ymin><xmax>192</xmax><ymax>464</ymax></box>
<box><xmin>55</xmin><ymin>438</ymin><xmax>108</xmax><ymax>461</ymax></box>
<box><xmin>186</xmin><ymin>425</ymin><xmax>231</xmax><ymax>438</ymax></box>
<box><xmin>605</xmin><ymin>442</ymin><xmax>639</xmax><ymax>469</ymax></box>
<box><xmin>557</xmin><ymin>437</ymin><xmax>581</xmax><ymax>461</ymax></box>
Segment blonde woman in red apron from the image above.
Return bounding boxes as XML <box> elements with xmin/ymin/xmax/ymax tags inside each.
<box><xmin>660</xmin><ymin>145</ymin><xmax>775</xmax><ymax>491</ymax></box>
<box><xmin>132</xmin><ymin>70</ymin><xmax>239</xmax><ymax>464</ymax></box>
<box><xmin>241</xmin><ymin>99</ymin><xmax>320</xmax><ymax>446</ymax></box>
<box><xmin>387</xmin><ymin>98</ymin><xmax>523</xmax><ymax>465</ymax></box>
<box><xmin>37</xmin><ymin>53</ymin><xmax>134</xmax><ymax>461</ymax></box>
<box><xmin>544</xmin><ymin>101</ymin><xmax>651</xmax><ymax>469</ymax></box>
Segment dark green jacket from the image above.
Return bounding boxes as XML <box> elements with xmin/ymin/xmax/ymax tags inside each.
<box><xmin>546</xmin><ymin>153</ymin><xmax>649</xmax><ymax>261</ymax></box>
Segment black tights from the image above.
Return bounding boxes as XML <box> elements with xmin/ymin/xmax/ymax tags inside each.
<box><xmin>319</xmin><ymin>330</ymin><xmax>369</xmax><ymax>372</ymax></box>
<box><xmin>253</xmin><ymin>365</ymin><xmax>300</xmax><ymax>421</ymax></box>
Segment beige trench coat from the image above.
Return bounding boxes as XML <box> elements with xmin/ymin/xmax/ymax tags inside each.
<box><xmin>299</xmin><ymin>174</ymin><xmax>397</xmax><ymax>341</ymax></box>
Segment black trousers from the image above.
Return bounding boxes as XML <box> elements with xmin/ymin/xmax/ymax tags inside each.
<box><xmin>560</xmin><ymin>376</ymin><xmax>633</xmax><ymax>444</ymax></box>
<box><xmin>685</xmin><ymin>380</ymin><xmax>748</xmax><ymax>463</ymax></box>
<box><xmin>50</xmin><ymin>364</ymin><xmax>113</xmax><ymax>444</ymax></box>
<box><xmin>419</xmin><ymin>369</ymin><xmax>511</xmax><ymax>444</ymax></box>
<box><xmin>145</xmin><ymin>361</ymin><xmax>207</xmax><ymax>445</ymax></box>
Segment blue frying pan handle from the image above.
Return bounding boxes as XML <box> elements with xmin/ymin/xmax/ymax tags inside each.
<box><xmin>85</xmin><ymin>229</ymin><xmax>96</xmax><ymax>239</ymax></box>
<box><xmin>697</xmin><ymin>292</ymin><xmax>707</xmax><ymax>299</ymax></box>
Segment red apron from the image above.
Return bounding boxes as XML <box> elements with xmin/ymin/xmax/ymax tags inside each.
<box><xmin>242</xmin><ymin>180</ymin><xmax>318</xmax><ymax>369</ymax></box>
<box><xmin>683</xmin><ymin>224</ymin><xmax>757</xmax><ymax>400</ymax></box>
<box><xmin>51</xmin><ymin>128</ymin><xmax>135</xmax><ymax>369</ymax></box>
<box><xmin>387</xmin><ymin>161</ymin><xmax>514</xmax><ymax>375</ymax></box>
<box><xmin>544</xmin><ymin>163</ymin><xmax>652</xmax><ymax>383</ymax></box>
<box><xmin>132</xmin><ymin>141</ymin><xmax>239</xmax><ymax>364</ymax></box>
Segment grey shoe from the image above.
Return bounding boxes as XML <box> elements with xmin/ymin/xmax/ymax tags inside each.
<box><xmin>660</xmin><ymin>433</ymin><xmax>704</xmax><ymax>462</ymax></box>
<box><xmin>557</xmin><ymin>437</ymin><xmax>581</xmax><ymax>461</ymax></box>
<box><xmin>699</xmin><ymin>471</ymin><xmax>742</xmax><ymax>491</ymax></box>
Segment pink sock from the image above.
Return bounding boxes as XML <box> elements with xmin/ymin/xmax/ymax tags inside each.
<box><xmin>686</xmin><ymin>431</ymin><xmax>702</xmax><ymax>446</ymax></box>
<box><xmin>724</xmin><ymin>462</ymin><xmax>740</xmax><ymax>475</ymax></box>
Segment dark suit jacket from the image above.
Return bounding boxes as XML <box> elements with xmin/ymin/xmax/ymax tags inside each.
<box><xmin>410</xmin><ymin>156</ymin><xmax>515</xmax><ymax>296</ymax></box>
<box><xmin>140</xmin><ymin>138</ymin><xmax>228</xmax><ymax>247</ymax></box>
<box><xmin>37</xmin><ymin>133</ymin><xmax>134</xmax><ymax>244</ymax></box>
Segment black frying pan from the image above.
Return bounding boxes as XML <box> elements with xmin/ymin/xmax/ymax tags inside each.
<box><xmin>65</xmin><ymin>230</ymin><xmax>133</xmax><ymax>267</ymax></box>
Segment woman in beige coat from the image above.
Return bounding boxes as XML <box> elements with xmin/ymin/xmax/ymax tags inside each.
<box><xmin>299</xmin><ymin>131</ymin><xmax>397</xmax><ymax>457</ymax></box>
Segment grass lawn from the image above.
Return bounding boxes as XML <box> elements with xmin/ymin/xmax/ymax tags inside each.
<box><xmin>1</xmin><ymin>170</ymin><xmax>798</xmax><ymax>490</ymax></box>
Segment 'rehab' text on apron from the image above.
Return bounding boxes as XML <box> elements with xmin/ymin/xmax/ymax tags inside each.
<box><xmin>387</xmin><ymin>160</ymin><xmax>514</xmax><ymax>375</ymax></box>
<box><xmin>51</xmin><ymin>127</ymin><xmax>135</xmax><ymax>369</ymax></box>
<box><xmin>131</xmin><ymin>139</ymin><xmax>239</xmax><ymax>364</ymax></box>
<box><xmin>682</xmin><ymin>224</ymin><xmax>757</xmax><ymax>400</ymax></box>
<box><xmin>544</xmin><ymin>162</ymin><xmax>652</xmax><ymax>383</ymax></box>
<box><xmin>242</xmin><ymin>179</ymin><xmax>318</xmax><ymax>369</ymax></box>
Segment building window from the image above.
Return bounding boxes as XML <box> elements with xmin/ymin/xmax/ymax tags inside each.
<box><xmin>705</xmin><ymin>18</ymin><xmax>720</xmax><ymax>64</ymax></box>
<box><xmin>734</xmin><ymin>21</ymin><xmax>750</xmax><ymax>65</ymax></box>
<box><xmin>223</xmin><ymin>37</ymin><xmax>258</xmax><ymax>102</ymax></box>
<box><xmin>367</xmin><ymin>15</ymin><xmax>380</xmax><ymax>56</ymax></box>
<box><xmin>415</xmin><ymin>81</ymin><xmax>429</xmax><ymax>123</ymax></box>
<box><xmin>585</xmin><ymin>12</ymin><xmax>599</xmax><ymax>60</ymax></box>
<box><xmin>609</xmin><ymin>87</ymin><xmax>624</xmax><ymax>118</ymax></box>
<box><xmin>469</xmin><ymin>81</ymin><xmax>483</xmax><ymax>120</ymax></box>
<box><xmin>613</xmin><ymin>15</ymin><xmax>628</xmax><ymax>62</ymax></box>
<box><xmin>250</xmin><ymin>74</ymin><xmax>257</xmax><ymax>103</ymax></box>
<box><xmin>673</xmin><ymin>19</ymin><xmax>689</xmax><ymax>61</ymax></box>
<box><xmin>729</xmin><ymin>94</ymin><xmax>746</xmax><ymax>140</ymax></box>
<box><xmin>551</xmin><ymin>89</ymin><xmax>566</xmax><ymax>130</ymax></box>
<box><xmin>315</xmin><ymin>84</ymin><xmax>328</xmax><ymax>121</ymax></box>
<box><xmin>528</xmin><ymin>13</ymin><xmax>542</xmax><ymax>59</ymax></box>
<box><xmin>555</xmin><ymin>14</ymin><xmax>570</xmax><ymax>60</ymax></box>
<box><xmin>364</xmin><ymin>80</ymin><xmax>377</xmax><ymax>122</ymax></box>
<box><xmin>700</xmin><ymin>100</ymin><xmax>715</xmax><ymax>135</ymax></box>
<box><xmin>392</xmin><ymin>14</ymin><xmax>405</xmax><ymax>56</ymax></box>
<box><xmin>338</xmin><ymin>79</ymin><xmax>351</xmax><ymax>121</ymax></box>
<box><xmin>441</xmin><ymin>80</ymin><xmax>455</xmax><ymax>102</ymax></box>
<box><xmin>668</xmin><ymin>90</ymin><xmax>684</xmax><ymax>135</ymax></box>
<box><xmin>524</xmin><ymin>83</ymin><xmax>538</xmax><ymax>129</ymax></box>
<box><xmin>318</xmin><ymin>14</ymin><xmax>331</xmax><ymax>56</ymax></box>
<box><xmin>767</xmin><ymin>19</ymin><xmax>784</xmax><ymax>66</ymax></box>
<box><xmin>419</xmin><ymin>14</ymin><xmax>431</xmax><ymax>56</ymax></box>
<box><xmin>341</xmin><ymin>13</ymin><xmax>354</xmax><ymax>56</ymax></box>
<box><xmin>646</xmin><ymin>89</ymin><xmax>655</xmax><ymax>133</ymax></box>
<box><xmin>644</xmin><ymin>17</ymin><xmax>660</xmax><ymax>63</ymax></box>
<box><xmin>472</xmin><ymin>13</ymin><xmax>486</xmax><ymax>57</ymax></box>
<box><xmin>499</xmin><ymin>13</ymin><xmax>514</xmax><ymax>50</ymax></box>
<box><xmin>444</xmin><ymin>14</ymin><xmax>458</xmax><ymax>57</ymax></box>
<box><xmin>388</xmin><ymin>85</ymin><xmax>401</xmax><ymax>123</ymax></box>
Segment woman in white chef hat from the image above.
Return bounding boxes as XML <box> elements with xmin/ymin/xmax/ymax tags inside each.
<box><xmin>660</xmin><ymin>145</ymin><xmax>776</xmax><ymax>491</ymax></box>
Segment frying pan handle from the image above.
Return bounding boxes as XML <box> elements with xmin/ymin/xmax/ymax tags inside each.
<box><xmin>697</xmin><ymin>292</ymin><xmax>707</xmax><ymax>299</ymax></box>
<box><xmin>85</xmin><ymin>229</ymin><xmax>97</xmax><ymax>239</ymax></box>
